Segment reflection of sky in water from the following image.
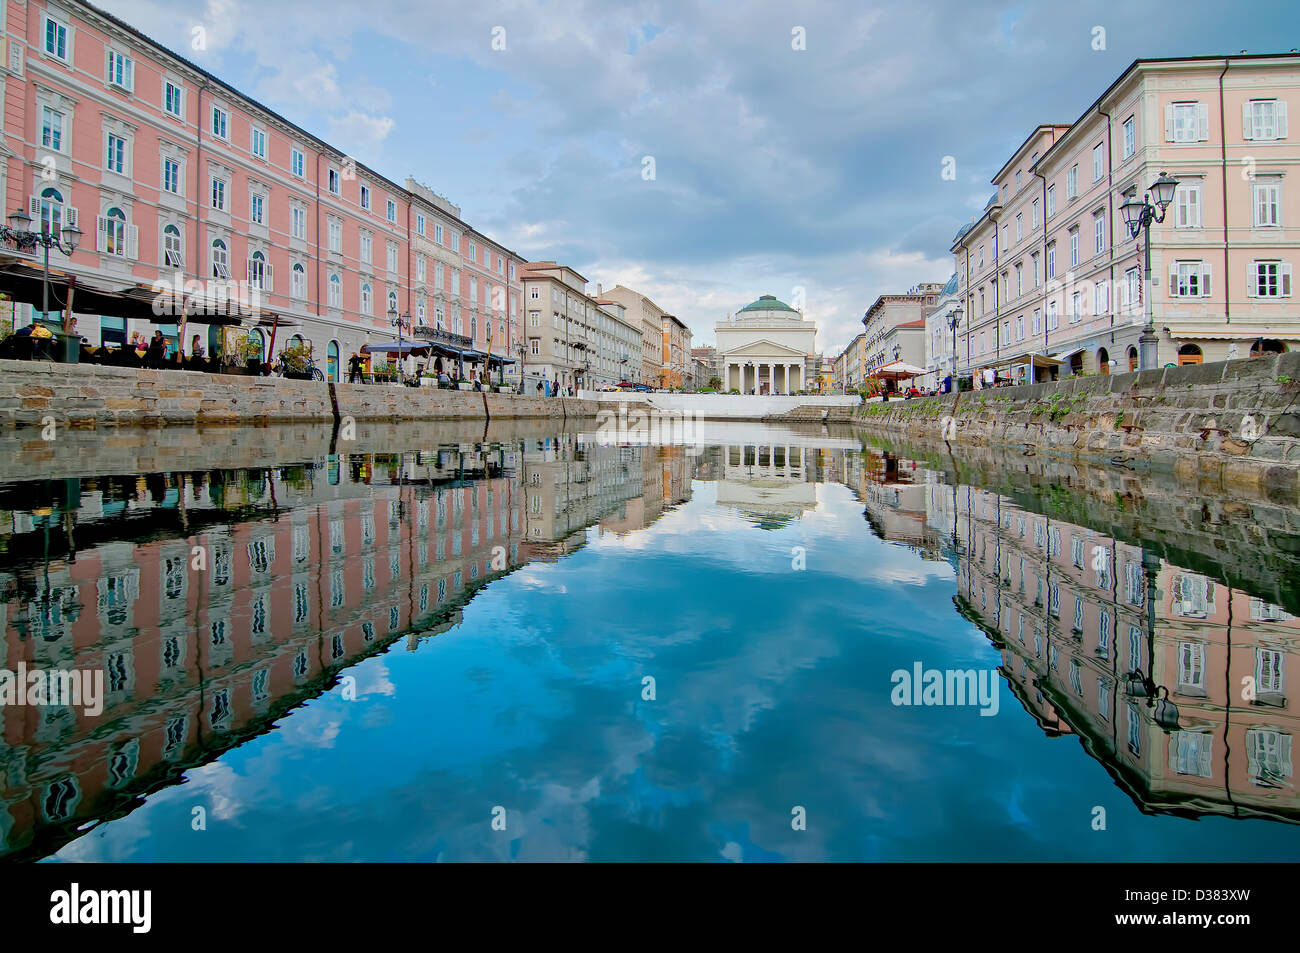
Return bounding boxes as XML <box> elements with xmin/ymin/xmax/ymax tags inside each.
<box><xmin>48</xmin><ymin>474</ymin><xmax>1300</xmax><ymax>862</ymax></box>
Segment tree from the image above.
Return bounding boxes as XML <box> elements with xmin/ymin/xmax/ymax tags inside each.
<box><xmin>708</xmin><ymin>376</ymin><xmax>722</xmax><ymax>391</ymax></box>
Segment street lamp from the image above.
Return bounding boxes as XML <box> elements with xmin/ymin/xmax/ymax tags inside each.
<box><xmin>947</xmin><ymin>304</ymin><xmax>964</xmax><ymax>386</ymax></box>
<box><xmin>1120</xmin><ymin>172</ymin><xmax>1178</xmax><ymax>371</ymax></box>
<box><xmin>3</xmin><ymin>207</ymin><xmax>82</xmax><ymax>328</ymax></box>
<box><xmin>388</xmin><ymin>305</ymin><xmax>408</xmax><ymax>384</ymax></box>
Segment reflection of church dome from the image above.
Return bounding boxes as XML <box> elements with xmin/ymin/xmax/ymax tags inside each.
<box><xmin>737</xmin><ymin>294</ymin><xmax>798</xmax><ymax>314</ymax></box>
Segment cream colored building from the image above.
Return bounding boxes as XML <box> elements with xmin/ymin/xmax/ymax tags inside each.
<box><xmin>716</xmin><ymin>295</ymin><xmax>817</xmax><ymax>394</ymax></box>
<box><xmin>521</xmin><ymin>263</ymin><xmax>640</xmax><ymax>391</ymax></box>
<box><xmin>862</xmin><ymin>284</ymin><xmax>945</xmax><ymax>378</ymax></box>
<box><xmin>953</xmin><ymin>54</ymin><xmax>1300</xmax><ymax>383</ymax></box>
<box><xmin>602</xmin><ymin>284</ymin><xmax>670</xmax><ymax>386</ymax></box>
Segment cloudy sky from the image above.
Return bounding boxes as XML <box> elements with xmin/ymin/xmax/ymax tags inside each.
<box><xmin>101</xmin><ymin>0</ymin><xmax>1300</xmax><ymax>355</ymax></box>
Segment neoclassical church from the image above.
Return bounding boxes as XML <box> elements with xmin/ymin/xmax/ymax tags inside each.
<box><xmin>715</xmin><ymin>295</ymin><xmax>818</xmax><ymax>394</ymax></box>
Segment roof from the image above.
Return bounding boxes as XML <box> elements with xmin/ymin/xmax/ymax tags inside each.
<box><xmin>737</xmin><ymin>294</ymin><xmax>798</xmax><ymax>313</ymax></box>
<box><xmin>942</xmin><ymin>273</ymin><xmax>959</xmax><ymax>296</ymax></box>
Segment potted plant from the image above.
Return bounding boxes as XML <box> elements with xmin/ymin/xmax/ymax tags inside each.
<box><xmin>241</xmin><ymin>335</ymin><xmax>265</xmax><ymax>373</ymax></box>
<box><xmin>277</xmin><ymin>341</ymin><xmax>316</xmax><ymax>380</ymax></box>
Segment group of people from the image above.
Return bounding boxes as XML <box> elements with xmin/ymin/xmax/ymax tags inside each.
<box><xmin>535</xmin><ymin>379</ymin><xmax>574</xmax><ymax>397</ymax></box>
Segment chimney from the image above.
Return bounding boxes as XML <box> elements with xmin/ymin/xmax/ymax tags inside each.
<box><xmin>597</xmin><ymin>283</ymin><xmax>603</xmax><ymax>296</ymax></box>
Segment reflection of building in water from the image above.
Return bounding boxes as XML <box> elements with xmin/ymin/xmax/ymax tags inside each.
<box><xmin>717</xmin><ymin>442</ymin><xmax>818</xmax><ymax>523</ymax></box>
<box><xmin>0</xmin><ymin>438</ymin><xmax>678</xmax><ymax>860</ymax></box>
<box><xmin>840</xmin><ymin>448</ymin><xmax>945</xmax><ymax>559</ymax></box>
<box><xmin>943</xmin><ymin>480</ymin><xmax>1300</xmax><ymax>822</ymax></box>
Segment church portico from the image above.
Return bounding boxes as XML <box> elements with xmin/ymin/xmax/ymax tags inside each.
<box><xmin>716</xmin><ymin>297</ymin><xmax>817</xmax><ymax>396</ymax></box>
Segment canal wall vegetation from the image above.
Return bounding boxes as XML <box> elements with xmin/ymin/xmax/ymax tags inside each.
<box><xmin>857</xmin><ymin>429</ymin><xmax>1300</xmax><ymax>616</ymax></box>
<box><xmin>0</xmin><ymin>359</ymin><xmax>597</xmax><ymax>429</ymax></box>
<box><xmin>583</xmin><ymin>391</ymin><xmax>861</xmax><ymax>421</ymax></box>
<box><xmin>856</xmin><ymin>351</ymin><xmax>1300</xmax><ymax>503</ymax></box>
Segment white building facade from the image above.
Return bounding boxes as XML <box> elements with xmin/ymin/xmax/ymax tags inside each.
<box><xmin>716</xmin><ymin>295</ymin><xmax>817</xmax><ymax>394</ymax></box>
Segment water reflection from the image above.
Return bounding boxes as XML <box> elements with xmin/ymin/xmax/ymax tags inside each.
<box><xmin>847</xmin><ymin>447</ymin><xmax>1300</xmax><ymax>824</ymax></box>
<box><xmin>0</xmin><ymin>427</ymin><xmax>1296</xmax><ymax>860</ymax></box>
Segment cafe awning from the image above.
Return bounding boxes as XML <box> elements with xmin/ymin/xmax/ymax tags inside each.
<box><xmin>870</xmin><ymin>361</ymin><xmax>926</xmax><ymax>381</ymax></box>
<box><xmin>361</xmin><ymin>341</ymin><xmax>431</xmax><ymax>355</ymax></box>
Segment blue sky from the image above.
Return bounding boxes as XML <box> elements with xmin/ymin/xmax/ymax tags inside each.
<box><xmin>102</xmin><ymin>0</ymin><xmax>1300</xmax><ymax>354</ymax></box>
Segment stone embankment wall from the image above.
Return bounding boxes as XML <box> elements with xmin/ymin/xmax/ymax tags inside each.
<box><xmin>587</xmin><ymin>391</ymin><xmax>860</xmax><ymax>422</ymax></box>
<box><xmin>0</xmin><ymin>359</ymin><xmax>596</xmax><ymax>428</ymax></box>
<box><xmin>855</xmin><ymin>351</ymin><xmax>1300</xmax><ymax>502</ymax></box>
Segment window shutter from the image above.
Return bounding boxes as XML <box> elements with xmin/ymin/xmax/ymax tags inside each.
<box><xmin>1197</xmin><ymin>103</ymin><xmax>1209</xmax><ymax>141</ymax></box>
<box><xmin>1283</xmin><ymin>263</ymin><xmax>1293</xmax><ymax>297</ymax></box>
<box><xmin>126</xmin><ymin>59</ymin><xmax>134</xmax><ymax>92</ymax></box>
<box><xmin>246</xmin><ymin>259</ymin><xmax>252</xmax><ymax>283</ymax></box>
<box><xmin>126</xmin><ymin>224</ymin><xmax>138</xmax><ymax>260</ymax></box>
<box><xmin>1278</xmin><ymin>100</ymin><xmax>1289</xmax><ymax>139</ymax></box>
<box><xmin>104</xmin><ymin>47</ymin><xmax>111</xmax><ymax>83</ymax></box>
<box><xmin>1169</xmin><ymin>261</ymin><xmax>1179</xmax><ymax>295</ymax></box>
<box><xmin>1201</xmin><ymin>262</ymin><xmax>1212</xmax><ymax>297</ymax></box>
<box><xmin>1243</xmin><ymin>102</ymin><xmax>1254</xmax><ymax>140</ymax></box>
<box><xmin>1165</xmin><ymin>104</ymin><xmax>1175</xmax><ymax>141</ymax></box>
<box><xmin>265</xmin><ymin>262</ymin><xmax>274</xmax><ymax>293</ymax></box>
<box><xmin>1246</xmin><ymin>263</ymin><xmax>1258</xmax><ymax>297</ymax></box>
<box><xmin>28</xmin><ymin>195</ymin><xmax>40</xmax><ymax>220</ymax></box>
<box><xmin>95</xmin><ymin>215</ymin><xmax>107</xmax><ymax>253</ymax></box>
<box><xmin>65</xmin><ymin>208</ymin><xmax>77</xmax><ymax>229</ymax></box>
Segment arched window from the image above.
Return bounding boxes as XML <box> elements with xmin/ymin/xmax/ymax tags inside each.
<box><xmin>249</xmin><ymin>250</ymin><xmax>268</xmax><ymax>290</ymax></box>
<box><xmin>470</xmin><ymin>316</ymin><xmax>477</xmax><ymax>341</ymax></box>
<box><xmin>328</xmin><ymin>273</ymin><xmax>342</xmax><ymax>308</ymax></box>
<box><xmin>1250</xmin><ymin>338</ymin><xmax>1287</xmax><ymax>357</ymax></box>
<box><xmin>102</xmin><ymin>207</ymin><xmax>127</xmax><ymax>257</ymax></box>
<box><xmin>288</xmin><ymin>333</ymin><xmax>304</xmax><ymax>349</ymax></box>
<box><xmin>291</xmin><ymin>262</ymin><xmax>306</xmax><ymax>299</ymax></box>
<box><xmin>327</xmin><ymin>340</ymin><xmax>340</xmax><ymax>382</ymax></box>
<box><xmin>1127</xmin><ymin>346</ymin><xmax>1139</xmax><ymax>373</ymax></box>
<box><xmin>360</xmin><ymin>283</ymin><xmax>372</xmax><ymax>315</ymax></box>
<box><xmin>163</xmin><ymin>224</ymin><xmax>183</xmax><ymax>268</ymax></box>
<box><xmin>387</xmin><ymin>290</ymin><xmax>398</xmax><ymax>316</ymax></box>
<box><xmin>247</xmin><ymin>327</ymin><xmax>265</xmax><ymax>362</ymax></box>
<box><xmin>39</xmin><ymin>187</ymin><xmax>64</xmax><ymax>236</ymax></box>
<box><xmin>1097</xmin><ymin>347</ymin><xmax>1110</xmax><ymax>375</ymax></box>
<box><xmin>1178</xmin><ymin>344</ymin><xmax>1203</xmax><ymax>366</ymax></box>
<box><xmin>211</xmin><ymin>239</ymin><xmax>229</xmax><ymax>278</ymax></box>
<box><xmin>417</xmin><ymin>298</ymin><xmax>427</xmax><ymax>326</ymax></box>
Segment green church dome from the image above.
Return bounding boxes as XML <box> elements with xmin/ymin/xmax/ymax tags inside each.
<box><xmin>737</xmin><ymin>295</ymin><xmax>798</xmax><ymax>313</ymax></box>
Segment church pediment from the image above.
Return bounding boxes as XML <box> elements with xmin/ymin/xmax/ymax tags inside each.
<box><xmin>720</xmin><ymin>339</ymin><xmax>808</xmax><ymax>358</ymax></box>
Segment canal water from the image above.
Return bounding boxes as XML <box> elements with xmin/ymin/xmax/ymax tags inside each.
<box><xmin>1</xmin><ymin>422</ymin><xmax>1298</xmax><ymax>862</ymax></box>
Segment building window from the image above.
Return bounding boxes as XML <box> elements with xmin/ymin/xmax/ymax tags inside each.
<box><xmin>163</xmin><ymin>225</ymin><xmax>183</xmax><ymax>267</ymax></box>
<box><xmin>1249</xmin><ymin>260</ymin><xmax>1292</xmax><ymax>297</ymax></box>
<box><xmin>211</xmin><ymin>177</ymin><xmax>226</xmax><ymax>210</ymax></box>
<box><xmin>291</xmin><ymin>148</ymin><xmax>305</xmax><ymax>177</ymax></box>
<box><xmin>328</xmin><ymin>220</ymin><xmax>342</xmax><ymax>252</ymax></box>
<box><xmin>328</xmin><ymin>169</ymin><xmax>340</xmax><ymax>194</ymax></box>
<box><xmin>1172</xmin><ymin>260</ymin><xmax>1210</xmax><ymax>297</ymax></box>
<box><xmin>1094</xmin><ymin>280</ymin><xmax>1109</xmax><ymax>315</ymax></box>
<box><xmin>1093</xmin><ymin>209</ymin><xmax>1106</xmax><ymax>255</ymax></box>
<box><xmin>250</xmin><ymin>192</ymin><xmax>265</xmax><ymax>225</ymax></box>
<box><xmin>291</xmin><ymin>205</ymin><xmax>306</xmax><ymax>239</ymax></box>
<box><xmin>1092</xmin><ymin>142</ymin><xmax>1104</xmax><ymax>182</ymax></box>
<box><xmin>387</xmin><ymin>243</ymin><xmax>398</xmax><ymax>273</ymax></box>
<box><xmin>1253</xmin><ymin>180</ymin><xmax>1282</xmax><ymax>227</ymax></box>
<box><xmin>251</xmin><ymin>127</ymin><xmax>266</xmax><ymax>159</ymax></box>
<box><xmin>106</xmin><ymin>51</ymin><xmax>134</xmax><ymax>91</ymax></box>
<box><xmin>164</xmin><ymin>81</ymin><xmax>184</xmax><ymax>118</ymax></box>
<box><xmin>386</xmin><ymin>199</ymin><xmax>396</xmax><ymax>222</ymax></box>
<box><xmin>416</xmin><ymin>255</ymin><xmax>426</xmax><ymax>282</ymax></box>
<box><xmin>99</xmin><ymin>207</ymin><xmax>130</xmax><ymax>257</ymax></box>
<box><xmin>1122</xmin><ymin>116</ymin><xmax>1135</xmax><ymax>159</ymax></box>
<box><xmin>1015</xmin><ymin>213</ymin><xmax>1023</xmax><ymax>242</ymax></box>
<box><xmin>211</xmin><ymin>105</ymin><xmax>228</xmax><ymax>139</ymax></box>
<box><xmin>163</xmin><ymin>157</ymin><xmax>181</xmax><ymax>194</ymax></box>
<box><xmin>291</xmin><ymin>262</ymin><xmax>306</xmax><ymax>299</ymax></box>
<box><xmin>44</xmin><ymin>14</ymin><xmax>69</xmax><ymax>61</ymax></box>
<box><xmin>1046</xmin><ymin>184</ymin><xmax>1056</xmax><ymax>218</ymax></box>
<box><xmin>1245</xmin><ymin>99</ymin><xmax>1287</xmax><ymax>141</ymax></box>
<box><xmin>1069</xmin><ymin>227</ymin><xmax>1079</xmax><ymax>268</ymax></box>
<box><xmin>1067</xmin><ymin>165</ymin><xmax>1078</xmax><ymax>198</ymax></box>
<box><xmin>416</xmin><ymin>213</ymin><xmax>425</xmax><ymax>236</ymax></box>
<box><xmin>248</xmin><ymin>250</ymin><xmax>270</xmax><ymax>290</ymax></box>
<box><xmin>1167</xmin><ymin>101</ymin><xmax>1204</xmax><ymax>142</ymax></box>
<box><xmin>360</xmin><ymin>232</ymin><xmax>372</xmax><ymax>264</ymax></box>
<box><xmin>105</xmin><ymin>133</ymin><xmax>127</xmax><ymax>174</ymax></box>
<box><xmin>435</xmin><ymin>223</ymin><xmax>443</xmax><ymax>244</ymax></box>
<box><xmin>361</xmin><ymin>283</ymin><xmax>372</xmax><ymax>315</ymax></box>
<box><xmin>328</xmin><ymin>273</ymin><xmax>342</xmax><ymax>308</ymax></box>
<box><xmin>211</xmin><ymin>239</ymin><xmax>229</xmax><ymax>278</ymax></box>
<box><xmin>1175</xmin><ymin>183</ymin><xmax>1202</xmax><ymax>227</ymax></box>
<box><xmin>41</xmin><ymin>106</ymin><xmax>65</xmax><ymax>152</ymax></box>
<box><xmin>360</xmin><ymin>185</ymin><xmax>370</xmax><ymax>210</ymax></box>
<box><xmin>1047</xmin><ymin>300</ymin><xmax>1059</xmax><ymax>330</ymax></box>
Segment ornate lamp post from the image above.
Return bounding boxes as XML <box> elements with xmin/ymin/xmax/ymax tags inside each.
<box><xmin>3</xmin><ymin>207</ymin><xmax>82</xmax><ymax>327</ymax></box>
<box><xmin>947</xmin><ymin>304</ymin><xmax>964</xmax><ymax>385</ymax></box>
<box><xmin>1120</xmin><ymin>172</ymin><xmax>1179</xmax><ymax>372</ymax></box>
<box><xmin>388</xmin><ymin>306</ymin><xmax>410</xmax><ymax>384</ymax></box>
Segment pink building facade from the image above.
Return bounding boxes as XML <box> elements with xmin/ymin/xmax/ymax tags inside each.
<box><xmin>0</xmin><ymin>0</ymin><xmax>525</xmax><ymax>380</ymax></box>
<box><xmin>952</xmin><ymin>55</ymin><xmax>1300</xmax><ymax>383</ymax></box>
